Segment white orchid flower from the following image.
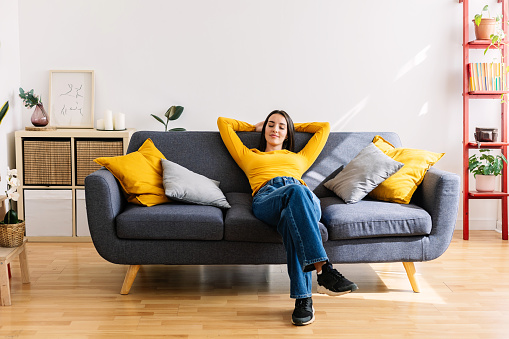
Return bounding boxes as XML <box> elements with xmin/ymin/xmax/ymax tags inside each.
<box><xmin>7</xmin><ymin>191</ymin><xmax>19</xmax><ymax>201</ymax></box>
<box><xmin>8</xmin><ymin>177</ymin><xmax>20</xmax><ymax>188</ymax></box>
<box><xmin>3</xmin><ymin>166</ymin><xmax>21</xmax><ymax>223</ymax></box>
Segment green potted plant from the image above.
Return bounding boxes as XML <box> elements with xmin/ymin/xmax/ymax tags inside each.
<box><xmin>151</xmin><ymin>105</ymin><xmax>186</xmax><ymax>131</ymax></box>
<box><xmin>0</xmin><ymin>167</ymin><xmax>25</xmax><ymax>247</ymax></box>
<box><xmin>19</xmin><ymin>87</ymin><xmax>49</xmax><ymax>127</ymax></box>
<box><xmin>474</xmin><ymin>5</ymin><xmax>499</xmax><ymax>40</ymax></box>
<box><xmin>469</xmin><ymin>149</ymin><xmax>508</xmax><ymax>191</ymax></box>
<box><xmin>476</xmin><ymin>6</ymin><xmax>508</xmax><ymax>56</ymax></box>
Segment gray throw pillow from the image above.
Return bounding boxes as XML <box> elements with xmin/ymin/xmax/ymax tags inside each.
<box><xmin>161</xmin><ymin>158</ymin><xmax>231</xmax><ymax>209</ymax></box>
<box><xmin>324</xmin><ymin>143</ymin><xmax>404</xmax><ymax>204</ymax></box>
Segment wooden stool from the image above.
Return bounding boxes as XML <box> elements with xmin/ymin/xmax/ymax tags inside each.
<box><xmin>0</xmin><ymin>238</ymin><xmax>30</xmax><ymax>306</ymax></box>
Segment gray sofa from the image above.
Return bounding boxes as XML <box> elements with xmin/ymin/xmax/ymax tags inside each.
<box><xmin>84</xmin><ymin>130</ymin><xmax>460</xmax><ymax>294</ymax></box>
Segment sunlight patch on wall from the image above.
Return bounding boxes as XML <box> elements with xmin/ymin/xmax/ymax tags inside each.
<box><xmin>394</xmin><ymin>45</ymin><xmax>431</xmax><ymax>81</ymax></box>
<box><xmin>419</xmin><ymin>102</ymin><xmax>429</xmax><ymax>116</ymax></box>
<box><xmin>331</xmin><ymin>97</ymin><xmax>369</xmax><ymax>131</ymax></box>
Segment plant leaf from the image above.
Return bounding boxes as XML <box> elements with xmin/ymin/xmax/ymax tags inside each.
<box><xmin>169</xmin><ymin>127</ymin><xmax>186</xmax><ymax>131</ymax></box>
<box><xmin>165</xmin><ymin>106</ymin><xmax>175</xmax><ymax>119</ymax></box>
<box><xmin>151</xmin><ymin>114</ymin><xmax>166</xmax><ymax>126</ymax></box>
<box><xmin>3</xmin><ymin>210</ymin><xmax>18</xmax><ymax>224</ymax></box>
<box><xmin>0</xmin><ymin>101</ymin><xmax>8</xmax><ymax>124</ymax></box>
<box><xmin>168</xmin><ymin>106</ymin><xmax>184</xmax><ymax>121</ymax></box>
<box><xmin>475</xmin><ymin>14</ymin><xmax>482</xmax><ymax>26</ymax></box>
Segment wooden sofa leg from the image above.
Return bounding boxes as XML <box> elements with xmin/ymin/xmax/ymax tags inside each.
<box><xmin>402</xmin><ymin>262</ymin><xmax>420</xmax><ymax>293</ymax></box>
<box><xmin>121</xmin><ymin>265</ymin><xmax>140</xmax><ymax>295</ymax></box>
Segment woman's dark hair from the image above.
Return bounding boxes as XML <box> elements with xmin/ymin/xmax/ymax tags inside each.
<box><xmin>258</xmin><ymin>110</ymin><xmax>295</xmax><ymax>152</ymax></box>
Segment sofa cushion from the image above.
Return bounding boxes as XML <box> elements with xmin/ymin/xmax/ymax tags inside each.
<box><xmin>116</xmin><ymin>203</ymin><xmax>224</xmax><ymax>240</ymax></box>
<box><xmin>320</xmin><ymin>196</ymin><xmax>432</xmax><ymax>240</ymax></box>
<box><xmin>161</xmin><ymin>158</ymin><xmax>231</xmax><ymax>209</ymax></box>
<box><xmin>224</xmin><ymin>192</ymin><xmax>328</xmax><ymax>243</ymax></box>
<box><xmin>94</xmin><ymin>138</ymin><xmax>170</xmax><ymax>207</ymax></box>
<box><xmin>369</xmin><ymin>135</ymin><xmax>444</xmax><ymax>204</ymax></box>
<box><xmin>324</xmin><ymin>143</ymin><xmax>404</xmax><ymax>204</ymax></box>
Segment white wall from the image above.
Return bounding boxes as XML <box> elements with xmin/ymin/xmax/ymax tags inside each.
<box><xmin>0</xmin><ymin>0</ymin><xmax>21</xmax><ymax>194</ymax></box>
<box><xmin>16</xmin><ymin>0</ymin><xmax>506</xmax><ymax>229</ymax></box>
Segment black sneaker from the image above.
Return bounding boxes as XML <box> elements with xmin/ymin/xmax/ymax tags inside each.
<box><xmin>317</xmin><ymin>261</ymin><xmax>358</xmax><ymax>296</ymax></box>
<box><xmin>291</xmin><ymin>297</ymin><xmax>315</xmax><ymax>326</ymax></box>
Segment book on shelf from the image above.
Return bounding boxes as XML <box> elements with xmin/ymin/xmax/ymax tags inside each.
<box><xmin>468</xmin><ymin>62</ymin><xmax>506</xmax><ymax>92</ymax></box>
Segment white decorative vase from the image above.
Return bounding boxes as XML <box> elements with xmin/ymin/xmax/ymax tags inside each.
<box><xmin>475</xmin><ymin>174</ymin><xmax>496</xmax><ymax>192</ymax></box>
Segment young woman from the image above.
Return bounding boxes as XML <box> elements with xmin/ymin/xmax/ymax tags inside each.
<box><xmin>217</xmin><ymin>110</ymin><xmax>358</xmax><ymax>326</ymax></box>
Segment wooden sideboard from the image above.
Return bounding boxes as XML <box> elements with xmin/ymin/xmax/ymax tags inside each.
<box><xmin>15</xmin><ymin>129</ymin><xmax>135</xmax><ymax>241</ymax></box>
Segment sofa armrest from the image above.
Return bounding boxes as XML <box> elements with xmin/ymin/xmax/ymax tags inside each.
<box><xmin>411</xmin><ymin>167</ymin><xmax>461</xmax><ymax>260</ymax></box>
<box><xmin>84</xmin><ymin>168</ymin><xmax>127</xmax><ymax>261</ymax></box>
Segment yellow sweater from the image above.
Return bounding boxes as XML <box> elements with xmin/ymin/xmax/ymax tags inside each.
<box><xmin>217</xmin><ymin>117</ymin><xmax>331</xmax><ymax>195</ymax></box>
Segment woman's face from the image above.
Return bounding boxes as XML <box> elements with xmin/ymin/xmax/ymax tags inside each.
<box><xmin>264</xmin><ymin>113</ymin><xmax>288</xmax><ymax>151</ymax></box>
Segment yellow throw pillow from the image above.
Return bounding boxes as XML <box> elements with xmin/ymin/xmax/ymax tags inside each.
<box><xmin>94</xmin><ymin>138</ymin><xmax>170</xmax><ymax>206</ymax></box>
<box><xmin>369</xmin><ymin>135</ymin><xmax>444</xmax><ymax>204</ymax></box>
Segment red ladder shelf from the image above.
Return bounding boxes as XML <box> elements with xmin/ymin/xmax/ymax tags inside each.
<box><xmin>460</xmin><ymin>0</ymin><xmax>509</xmax><ymax>240</ymax></box>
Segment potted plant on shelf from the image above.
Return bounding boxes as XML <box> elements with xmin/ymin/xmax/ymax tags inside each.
<box><xmin>469</xmin><ymin>149</ymin><xmax>508</xmax><ymax>192</ymax></box>
<box><xmin>474</xmin><ymin>5</ymin><xmax>500</xmax><ymax>40</ymax></box>
<box><xmin>19</xmin><ymin>87</ymin><xmax>49</xmax><ymax>127</ymax></box>
<box><xmin>151</xmin><ymin>105</ymin><xmax>186</xmax><ymax>131</ymax></box>
<box><xmin>0</xmin><ymin>168</ymin><xmax>25</xmax><ymax>247</ymax></box>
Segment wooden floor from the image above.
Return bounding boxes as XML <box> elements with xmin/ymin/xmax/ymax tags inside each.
<box><xmin>0</xmin><ymin>231</ymin><xmax>508</xmax><ymax>338</ymax></box>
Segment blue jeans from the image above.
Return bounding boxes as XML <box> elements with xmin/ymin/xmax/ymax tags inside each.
<box><xmin>252</xmin><ymin>176</ymin><xmax>328</xmax><ymax>299</ymax></box>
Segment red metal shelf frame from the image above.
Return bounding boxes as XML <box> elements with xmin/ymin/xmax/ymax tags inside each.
<box><xmin>466</xmin><ymin>141</ymin><xmax>509</xmax><ymax>148</ymax></box>
<box><xmin>459</xmin><ymin>0</ymin><xmax>503</xmax><ymax>3</ymax></box>
<box><xmin>469</xmin><ymin>191</ymin><xmax>509</xmax><ymax>198</ymax></box>
<box><xmin>462</xmin><ymin>0</ymin><xmax>509</xmax><ymax>240</ymax></box>
<box><xmin>467</xmin><ymin>40</ymin><xmax>509</xmax><ymax>49</ymax></box>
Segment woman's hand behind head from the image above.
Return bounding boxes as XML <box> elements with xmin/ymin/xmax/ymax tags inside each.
<box><xmin>254</xmin><ymin>121</ymin><xmax>264</xmax><ymax>132</ymax></box>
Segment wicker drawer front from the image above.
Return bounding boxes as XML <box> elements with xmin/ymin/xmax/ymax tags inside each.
<box><xmin>76</xmin><ymin>139</ymin><xmax>123</xmax><ymax>186</ymax></box>
<box><xmin>23</xmin><ymin>139</ymin><xmax>72</xmax><ymax>186</ymax></box>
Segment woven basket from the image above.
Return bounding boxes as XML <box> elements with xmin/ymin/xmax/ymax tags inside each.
<box><xmin>0</xmin><ymin>221</ymin><xmax>25</xmax><ymax>248</ymax></box>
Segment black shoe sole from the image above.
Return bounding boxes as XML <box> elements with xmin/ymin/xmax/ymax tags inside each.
<box><xmin>291</xmin><ymin>314</ymin><xmax>315</xmax><ymax>326</ymax></box>
<box><xmin>317</xmin><ymin>283</ymin><xmax>358</xmax><ymax>296</ymax></box>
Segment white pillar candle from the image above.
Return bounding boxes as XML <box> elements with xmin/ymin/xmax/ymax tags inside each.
<box><xmin>113</xmin><ymin>113</ymin><xmax>118</xmax><ymax>130</ymax></box>
<box><xmin>114</xmin><ymin>113</ymin><xmax>126</xmax><ymax>130</ymax></box>
<box><xmin>96</xmin><ymin>119</ymin><xmax>105</xmax><ymax>130</ymax></box>
<box><xmin>104</xmin><ymin>110</ymin><xmax>113</xmax><ymax>130</ymax></box>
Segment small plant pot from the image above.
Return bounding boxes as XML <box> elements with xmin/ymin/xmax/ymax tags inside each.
<box><xmin>473</xmin><ymin>18</ymin><xmax>496</xmax><ymax>40</ymax></box>
<box><xmin>475</xmin><ymin>174</ymin><xmax>496</xmax><ymax>192</ymax></box>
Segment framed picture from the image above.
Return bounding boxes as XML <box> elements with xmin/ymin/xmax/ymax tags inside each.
<box><xmin>49</xmin><ymin>70</ymin><xmax>95</xmax><ymax>128</ymax></box>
